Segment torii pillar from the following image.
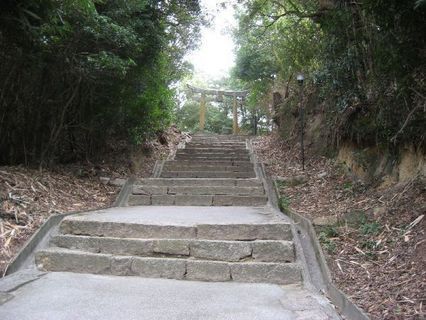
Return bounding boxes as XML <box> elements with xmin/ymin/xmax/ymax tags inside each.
<box><xmin>232</xmin><ymin>93</ymin><xmax>238</xmax><ymax>134</ymax></box>
<box><xmin>199</xmin><ymin>93</ymin><xmax>206</xmax><ymax>131</ymax></box>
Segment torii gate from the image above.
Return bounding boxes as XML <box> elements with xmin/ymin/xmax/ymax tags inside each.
<box><xmin>187</xmin><ymin>84</ymin><xmax>248</xmax><ymax>134</ymax></box>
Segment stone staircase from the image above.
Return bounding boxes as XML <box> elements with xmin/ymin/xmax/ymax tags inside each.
<box><xmin>34</xmin><ymin>134</ymin><xmax>302</xmax><ymax>285</ymax></box>
<box><xmin>127</xmin><ymin>134</ymin><xmax>268</xmax><ymax>206</ymax></box>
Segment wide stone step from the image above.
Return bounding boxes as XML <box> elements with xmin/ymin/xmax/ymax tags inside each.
<box><xmin>160</xmin><ymin>171</ymin><xmax>256</xmax><ymax>178</ymax></box>
<box><xmin>132</xmin><ymin>185</ymin><xmax>264</xmax><ymax>196</ymax></box>
<box><xmin>190</xmin><ymin>137</ymin><xmax>247</xmax><ymax>141</ymax></box>
<box><xmin>52</xmin><ymin>235</ymin><xmax>295</xmax><ymax>262</ymax></box>
<box><xmin>175</xmin><ymin>155</ymin><xmax>250</xmax><ymax>160</ymax></box>
<box><xmin>173</xmin><ymin>159</ymin><xmax>252</xmax><ymax>164</ymax></box>
<box><xmin>189</xmin><ymin>139</ymin><xmax>246</xmax><ymax>142</ymax></box>
<box><xmin>191</xmin><ymin>137</ymin><xmax>247</xmax><ymax>141</ymax></box>
<box><xmin>175</xmin><ymin>152</ymin><xmax>250</xmax><ymax>158</ymax></box>
<box><xmin>171</xmin><ymin>160</ymin><xmax>252</xmax><ymax>166</ymax></box>
<box><xmin>36</xmin><ymin>248</ymin><xmax>301</xmax><ymax>284</ymax></box>
<box><xmin>162</xmin><ymin>164</ymin><xmax>254</xmax><ymax>172</ymax></box>
<box><xmin>183</xmin><ymin>145</ymin><xmax>247</xmax><ymax>150</ymax></box>
<box><xmin>128</xmin><ymin>194</ymin><xmax>267</xmax><ymax>206</ymax></box>
<box><xmin>187</xmin><ymin>143</ymin><xmax>246</xmax><ymax>148</ymax></box>
<box><xmin>60</xmin><ymin>220</ymin><xmax>291</xmax><ymax>241</ymax></box>
<box><xmin>136</xmin><ymin>178</ymin><xmax>263</xmax><ymax>187</ymax></box>
<box><xmin>176</xmin><ymin>149</ymin><xmax>250</xmax><ymax>157</ymax></box>
<box><xmin>178</xmin><ymin>148</ymin><xmax>249</xmax><ymax>154</ymax></box>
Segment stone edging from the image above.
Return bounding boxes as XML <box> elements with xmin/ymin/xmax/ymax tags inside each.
<box><xmin>271</xmin><ymin>180</ymin><xmax>370</xmax><ymax>320</ymax></box>
<box><xmin>4</xmin><ymin>208</ymin><xmax>102</xmax><ymax>276</ymax></box>
<box><xmin>152</xmin><ymin>160</ymin><xmax>165</xmax><ymax>178</ymax></box>
<box><xmin>113</xmin><ymin>177</ymin><xmax>135</xmax><ymax>207</ymax></box>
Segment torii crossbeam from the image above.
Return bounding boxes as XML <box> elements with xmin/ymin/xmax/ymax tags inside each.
<box><xmin>187</xmin><ymin>84</ymin><xmax>248</xmax><ymax>134</ymax></box>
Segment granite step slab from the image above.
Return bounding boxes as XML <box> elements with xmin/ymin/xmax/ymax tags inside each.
<box><xmin>135</xmin><ymin>178</ymin><xmax>263</xmax><ymax>187</ymax></box>
<box><xmin>186</xmin><ymin>144</ymin><xmax>247</xmax><ymax>148</ymax></box>
<box><xmin>52</xmin><ymin>235</ymin><xmax>295</xmax><ymax>262</ymax></box>
<box><xmin>162</xmin><ymin>164</ymin><xmax>254</xmax><ymax>172</ymax></box>
<box><xmin>36</xmin><ymin>248</ymin><xmax>301</xmax><ymax>284</ymax></box>
<box><xmin>127</xmin><ymin>194</ymin><xmax>267</xmax><ymax>206</ymax></box>
<box><xmin>175</xmin><ymin>155</ymin><xmax>251</xmax><ymax>160</ymax></box>
<box><xmin>175</xmin><ymin>153</ymin><xmax>250</xmax><ymax>158</ymax></box>
<box><xmin>132</xmin><ymin>185</ymin><xmax>264</xmax><ymax>196</ymax></box>
<box><xmin>59</xmin><ymin>220</ymin><xmax>292</xmax><ymax>241</ymax></box>
<box><xmin>160</xmin><ymin>171</ymin><xmax>256</xmax><ymax>178</ymax></box>
<box><xmin>177</xmin><ymin>150</ymin><xmax>249</xmax><ymax>154</ymax></box>
<box><xmin>178</xmin><ymin>149</ymin><xmax>249</xmax><ymax>154</ymax></box>
<box><xmin>170</xmin><ymin>160</ymin><xmax>252</xmax><ymax>166</ymax></box>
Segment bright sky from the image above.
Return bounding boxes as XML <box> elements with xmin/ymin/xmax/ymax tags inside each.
<box><xmin>186</xmin><ymin>1</ymin><xmax>237</xmax><ymax>81</ymax></box>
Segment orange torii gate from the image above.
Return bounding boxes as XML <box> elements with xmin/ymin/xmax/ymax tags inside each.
<box><xmin>187</xmin><ymin>84</ymin><xmax>248</xmax><ymax>134</ymax></box>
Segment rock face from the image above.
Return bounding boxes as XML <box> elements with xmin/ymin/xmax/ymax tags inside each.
<box><xmin>312</xmin><ymin>216</ymin><xmax>339</xmax><ymax>226</ymax></box>
<box><xmin>35</xmin><ymin>134</ymin><xmax>302</xmax><ymax>285</ymax></box>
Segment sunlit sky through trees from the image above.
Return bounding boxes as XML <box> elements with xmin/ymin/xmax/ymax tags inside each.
<box><xmin>185</xmin><ymin>1</ymin><xmax>236</xmax><ymax>81</ymax></box>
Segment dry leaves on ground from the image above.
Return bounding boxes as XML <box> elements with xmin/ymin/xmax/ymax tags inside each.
<box><xmin>0</xmin><ymin>126</ymin><xmax>189</xmax><ymax>277</ymax></box>
<box><xmin>253</xmin><ymin>133</ymin><xmax>425</xmax><ymax>320</ymax></box>
<box><xmin>0</xmin><ymin>166</ymin><xmax>118</xmax><ymax>276</ymax></box>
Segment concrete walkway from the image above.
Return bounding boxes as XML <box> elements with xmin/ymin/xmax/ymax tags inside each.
<box><xmin>0</xmin><ymin>272</ymin><xmax>339</xmax><ymax>320</ymax></box>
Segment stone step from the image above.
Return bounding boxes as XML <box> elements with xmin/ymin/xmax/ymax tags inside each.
<box><xmin>132</xmin><ymin>185</ymin><xmax>264</xmax><ymax>196</ymax></box>
<box><xmin>162</xmin><ymin>164</ymin><xmax>254</xmax><ymax>172</ymax></box>
<box><xmin>191</xmin><ymin>136</ymin><xmax>245</xmax><ymax>139</ymax></box>
<box><xmin>182</xmin><ymin>145</ymin><xmax>249</xmax><ymax>153</ymax></box>
<box><xmin>188</xmin><ymin>143</ymin><xmax>246</xmax><ymax>148</ymax></box>
<box><xmin>176</xmin><ymin>148</ymin><xmax>249</xmax><ymax>155</ymax></box>
<box><xmin>190</xmin><ymin>137</ymin><xmax>247</xmax><ymax>142</ymax></box>
<box><xmin>36</xmin><ymin>248</ymin><xmax>301</xmax><ymax>284</ymax></box>
<box><xmin>160</xmin><ymin>171</ymin><xmax>256</xmax><ymax>178</ymax></box>
<box><xmin>183</xmin><ymin>146</ymin><xmax>247</xmax><ymax>151</ymax></box>
<box><xmin>176</xmin><ymin>148</ymin><xmax>250</xmax><ymax>157</ymax></box>
<box><xmin>190</xmin><ymin>137</ymin><xmax>247</xmax><ymax>141</ymax></box>
<box><xmin>127</xmin><ymin>194</ymin><xmax>268</xmax><ymax>206</ymax></box>
<box><xmin>175</xmin><ymin>154</ymin><xmax>250</xmax><ymax>160</ymax></box>
<box><xmin>136</xmin><ymin>178</ymin><xmax>263</xmax><ymax>187</ymax></box>
<box><xmin>60</xmin><ymin>218</ymin><xmax>291</xmax><ymax>241</ymax></box>
<box><xmin>176</xmin><ymin>153</ymin><xmax>250</xmax><ymax>158</ymax></box>
<box><xmin>174</xmin><ymin>157</ymin><xmax>251</xmax><ymax>163</ymax></box>
<box><xmin>171</xmin><ymin>160</ymin><xmax>252</xmax><ymax>166</ymax></box>
<box><xmin>176</xmin><ymin>152</ymin><xmax>250</xmax><ymax>158</ymax></box>
<box><xmin>52</xmin><ymin>235</ymin><xmax>295</xmax><ymax>262</ymax></box>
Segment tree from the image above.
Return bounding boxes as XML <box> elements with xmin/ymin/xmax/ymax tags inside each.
<box><xmin>0</xmin><ymin>0</ymin><xmax>204</xmax><ymax>165</ymax></box>
<box><xmin>232</xmin><ymin>0</ymin><xmax>425</xmax><ymax>147</ymax></box>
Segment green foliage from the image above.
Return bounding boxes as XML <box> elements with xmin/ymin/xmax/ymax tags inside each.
<box><xmin>0</xmin><ymin>0</ymin><xmax>204</xmax><ymax>165</ymax></box>
<box><xmin>233</xmin><ymin>0</ymin><xmax>426</xmax><ymax>150</ymax></box>
<box><xmin>318</xmin><ymin>229</ymin><xmax>337</xmax><ymax>253</ymax></box>
<box><xmin>175</xmin><ymin>101</ymin><xmax>200</xmax><ymax>133</ymax></box>
<box><xmin>317</xmin><ymin>225</ymin><xmax>339</xmax><ymax>253</ymax></box>
<box><xmin>176</xmin><ymin>99</ymin><xmax>234</xmax><ymax>134</ymax></box>
<box><xmin>342</xmin><ymin>181</ymin><xmax>353</xmax><ymax>190</ymax></box>
<box><xmin>321</xmin><ymin>225</ymin><xmax>339</xmax><ymax>238</ymax></box>
<box><xmin>278</xmin><ymin>195</ymin><xmax>291</xmax><ymax>212</ymax></box>
<box><xmin>358</xmin><ymin>218</ymin><xmax>382</xmax><ymax>259</ymax></box>
<box><xmin>275</xmin><ymin>179</ymin><xmax>286</xmax><ymax>189</ymax></box>
<box><xmin>360</xmin><ymin>221</ymin><xmax>382</xmax><ymax>237</ymax></box>
<box><xmin>344</xmin><ymin>210</ymin><xmax>369</xmax><ymax>228</ymax></box>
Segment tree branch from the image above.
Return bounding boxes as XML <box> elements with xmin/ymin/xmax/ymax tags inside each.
<box><xmin>390</xmin><ymin>100</ymin><xmax>423</xmax><ymax>144</ymax></box>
